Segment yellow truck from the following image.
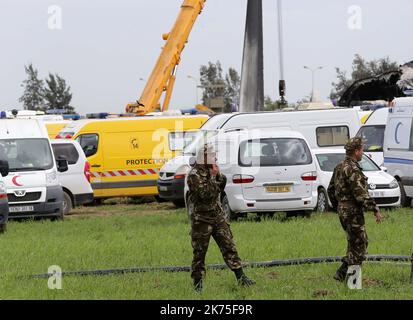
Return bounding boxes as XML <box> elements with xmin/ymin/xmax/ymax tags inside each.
<box><xmin>57</xmin><ymin>115</ymin><xmax>208</xmax><ymax>199</ymax></box>
<box><xmin>45</xmin><ymin>121</ymin><xmax>72</xmax><ymax>139</ymax></box>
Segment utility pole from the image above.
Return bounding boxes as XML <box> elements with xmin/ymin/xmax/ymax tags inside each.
<box><xmin>277</xmin><ymin>0</ymin><xmax>287</xmax><ymax>106</ymax></box>
<box><xmin>304</xmin><ymin>66</ymin><xmax>323</xmax><ymax>101</ymax></box>
<box><xmin>187</xmin><ymin>75</ymin><xmax>199</xmax><ymax>105</ymax></box>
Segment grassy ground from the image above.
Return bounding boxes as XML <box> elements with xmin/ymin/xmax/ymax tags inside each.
<box><xmin>0</xmin><ymin>202</ymin><xmax>412</xmax><ymax>300</ymax></box>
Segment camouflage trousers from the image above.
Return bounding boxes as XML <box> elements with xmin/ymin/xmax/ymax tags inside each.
<box><xmin>338</xmin><ymin>204</ymin><xmax>369</xmax><ymax>266</ymax></box>
<box><xmin>190</xmin><ymin>218</ymin><xmax>242</xmax><ymax>281</ymax></box>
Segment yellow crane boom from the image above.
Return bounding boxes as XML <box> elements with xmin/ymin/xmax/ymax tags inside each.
<box><xmin>126</xmin><ymin>0</ymin><xmax>206</xmax><ymax>115</ymax></box>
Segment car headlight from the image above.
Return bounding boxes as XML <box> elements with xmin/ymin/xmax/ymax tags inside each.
<box><xmin>174</xmin><ymin>165</ymin><xmax>190</xmax><ymax>180</ymax></box>
<box><xmin>389</xmin><ymin>179</ymin><xmax>398</xmax><ymax>189</ymax></box>
<box><xmin>46</xmin><ymin>171</ymin><xmax>59</xmax><ymax>186</ymax></box>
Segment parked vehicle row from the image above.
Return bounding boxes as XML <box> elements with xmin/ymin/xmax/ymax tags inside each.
<box><xmin>0</xmin><ymin>119</ymin><xmax>94</xmax><ymax>220</ymax></box>
<box><xmin>159</xmin><ymin>107</ymin><xmax>361</xmax><ymax>207</ymax></box>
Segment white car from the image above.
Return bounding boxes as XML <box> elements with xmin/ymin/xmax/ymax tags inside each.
<box><xmin>313</xmin><ymin>148</ymin><xmax>401</xmax><ymax>212</ymax></box>
<box><xmin>185</xmin><ymin>130</ymin><xmax>319</xmax><ymax>220</ymax></box>
<box><xmin>51</xmin><ymin>139</ymin><xmax>94</xmax><ymax>214</ymax></box>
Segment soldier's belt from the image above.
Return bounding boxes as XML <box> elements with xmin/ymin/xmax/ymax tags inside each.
<box><xmin>338</xmin><ymin>200</ymin><xmax>357</xmax><ymax>206</ymax></box>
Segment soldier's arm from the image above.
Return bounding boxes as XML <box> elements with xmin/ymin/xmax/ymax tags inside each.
<box><xmin>187</xmin><ymin>172</ymin><xmax>216</xmax><ymax>202</ymax></box>
<box><xmin>347</xmin><ymin>167</ymin><xmax>378</xmax><ymax>212</ymax></box>
<box><xmin>327</xmin><ymin>168</ymin><xmax>338</xmax><ymax>210</ymax></box>
<box><xmin>215</xmin><ymin>172</ymin><xmax>227</xmax><ymax>191</ymax></box>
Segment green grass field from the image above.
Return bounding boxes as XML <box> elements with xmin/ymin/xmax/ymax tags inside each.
<box><xmin>0</xmin><ymin>202</ymin><xmax>412</xmax><ymax>300</ymax></box>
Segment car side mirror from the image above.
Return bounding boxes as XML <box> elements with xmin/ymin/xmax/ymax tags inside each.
<box><xmin>57</xmin><ymin>159</ymin><xmax>69</xmax><ymax>173</ymax></box>
<box><xmin>0</xmin><ymin>159</ymin><xmax>9</xmax><ymax>177</ymax></box>
<box><xmin>380</xmin><ymin>166</ymin><xmax>388</xmax><ymax>172</ymax></box>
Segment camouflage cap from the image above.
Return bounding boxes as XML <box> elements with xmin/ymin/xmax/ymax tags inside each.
<box><xmin>344</xmin><ymin>137</ymin><xmax>364</xmax><ymax>152</ymax></box>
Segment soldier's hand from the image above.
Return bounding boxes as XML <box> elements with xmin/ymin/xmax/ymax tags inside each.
<box><xmin>374</xmin><ymin>209</ymin><xmax>383</xmax><ymax>224</ymax></box>
<box><xmin>210</xmin><ymin>164</ymin><xmax>219</xmax><ymax>177</ymax></box>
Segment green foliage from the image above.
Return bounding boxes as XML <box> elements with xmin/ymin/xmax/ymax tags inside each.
<box><xmin>43</xmin><ymin>73</ymin><xmax>74</xmax><ymax>113</ymax></box>
<box><xmin>330</xmin><ymin>54</ymin><xmax>399</xmax><ymax>100</ymax></box>
<box><xmin>19</xmin><ymin>64</ymin><xmax>45</xmax><ymax>111</ymax></box>
<box><xmin>199</xmin><ymin>61</ymin><xmax>240</xmax><ymax>113</ymax></box>
<box><xmin>264</xmin><ymin>96</ymin><xmax>291</xmax><ymax>111</ymax></box>
<box><xmin>19</xmin><ymin>64</ymin><xmax>75</xmax><ymax>113</ymax></box>
<box><xmin>0</xmin><ymin>203</ymin><xmax>412</xmax><ymax>299</ymax></box>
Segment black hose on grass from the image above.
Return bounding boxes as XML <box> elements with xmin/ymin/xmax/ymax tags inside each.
<box><xmin>32</xmin><ymin>255</ymin><xmax>412</xmax><ymax>279</ymax></box>
<box><xmin>411</xmin><ymin>254</ymin><xmax>413</xmax><ymax>283</ymax></box>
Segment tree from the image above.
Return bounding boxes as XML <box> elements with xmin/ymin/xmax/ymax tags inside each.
<box><xmin>263</xmin><ymin>96</ymin><xmax>289</xmax><ymax>111</ymax></box>
<box><xmin>43</xmin><ymin>73</ymin><xmax>74</xmax><ymax>113</ymax></box>
<box><xmin>330</xmin><ymin>54</ymin><xmax>399</xmax><ymax>100</ymax></box>
<box><xmin>199</xmin><ymin>61</ymin><xmax>226</xmax><ymax>112</ymax></box>
<box><xmin>19</xmin><ymin>64</ymin><xmax>45</xmax><ymax>110</ymax></box>
<box><xmin>224</xmin><ymin>68</ymin><xmax>241</xmax><ymax>112</ymax></box>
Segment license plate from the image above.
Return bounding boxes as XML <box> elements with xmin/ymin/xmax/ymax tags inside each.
<box><xmin>370</xmin><ymin>191</ymin><xmax>385</xmax><ymax>197</ymax></box>
<box><xmin>159</xmin><ymin>186</ymin><xmax>168</xmax><ymax>192</ymax></box>
<box><xmin>9</xmin><ymin>206</ymin><xmax>34</xmax><ymax>213</ymax></box>
<box><xmin>265</xmin><ymin>186</ymin><xmax>291</xmax><ymax>193</ymax></box>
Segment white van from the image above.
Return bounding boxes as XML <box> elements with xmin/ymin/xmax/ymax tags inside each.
<box><xmin>159</xmin><ymin>109</ymin><xmax>360</xmax><ymax>206</ymax></box>
<box><xmin>185</xmin><ymin>130</ymin><xmax>318</xmax><ymax>219</ymax></box>
<box><xmin>51</xmin><ymin>139</ymin><xmax>94</xmax><ymax>214</ymax></box>
<box><xmin>356</xmin><ymin>107</ymin><xmax>389</xmax><ymax>166</ymax></box>
<box><xmin>0</xmin><ymin>119</ymin><xmax>68</xmax><ymax>219</ymax></box>
<box><xmin>383</xmin><ymin>97</ymin><xmax>413</xmax><ymax>207</ymax></box>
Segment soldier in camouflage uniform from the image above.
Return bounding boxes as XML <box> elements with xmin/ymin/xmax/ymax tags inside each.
<box><xmin>328</xmin><ymin>137</ymin><xmax>383</xmax><ymax>282</ymax></box>
<box><xmin>187</xmin><ymin>143</ymin><xmax>255</xmax><ymax>292</ymax></box>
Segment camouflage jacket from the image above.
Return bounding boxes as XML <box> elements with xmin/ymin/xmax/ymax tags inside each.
<box><xmin>187</xmin><ymin>164</ymin><xmax>226</xmax><ymax>222</ymax></box>
<box><xmin>327</xmin><ymin>156</ymin><xmax>377</xmax><ymax>212</ymax></box>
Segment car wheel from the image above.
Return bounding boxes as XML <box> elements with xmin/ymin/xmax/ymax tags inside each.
<box><xmin>398</xmin><ymin>180</ymin><xmax>412</xmax><ymax>208</ymax></box>
<box><xmin>62</xmin><ymin>191</ymin><xmax>73</xmax><ymax>215</ymax></box>
<box><xmin>316</xmin><ymin>188</ymin><xmax>329</xmax><ymax>213</ymax></box>
<box><xmin>221</xmin><ymin>195</ymin><xmax>236</xmax><ymax>221</ymax></box>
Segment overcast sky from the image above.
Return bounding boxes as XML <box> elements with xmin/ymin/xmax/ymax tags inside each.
<box><xmin>0</xmin><ymin>0</ymin><xmax>412</xmax><ymax>114</ymax></box>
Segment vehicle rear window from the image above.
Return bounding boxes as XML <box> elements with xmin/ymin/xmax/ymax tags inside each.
<box><xmin>52</xmin><ymin>144</ymin><xmax>79</xmax><ymax>165</ymax></box>
<box><xmin>316</xmin><ymin>126</ymin><xmax>349</xmax><ymax>147</ymax></box>
<box><xmin>356</xmin><ymin>125</ymin><xmax>385</xmax><ymax>152</ymax></box>
<box><xmin>239</xmin><ymin>138</ymin><xmax>312</xmax><ymax>167</ymax></box>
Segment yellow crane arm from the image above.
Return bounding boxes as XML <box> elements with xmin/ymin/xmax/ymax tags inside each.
<box><xmin>126</xmin><ymin>0</ymin><xmax>206</xmax><ymax>116</ymax></box>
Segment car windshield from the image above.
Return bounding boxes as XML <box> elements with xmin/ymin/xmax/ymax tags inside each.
<box><xmin>0</xmin><ymin>139</ymin><xmax>54</xmax><ymax>171</ymax></box>
<box><xmin>183</xmin><ymin>130</ymin><xmax>219</xmax><ymax>155</ymax></box>
<box><xmin>356</xmin><ymin>125</ymin><xmax>385</xmax><ymax>152</ymax></box>
<box><xmin>316</xmin><ymin>153</ymin><xmax>380</xmax><ymax>172</ymax></box>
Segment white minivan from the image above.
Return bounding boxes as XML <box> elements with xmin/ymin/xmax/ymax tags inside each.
<box><xmin>0</xmin><ymin>119</ymin><xmax>68</xmax><ymax>220</ymax></box>
<box><xmin>51</xmin><ymin>139</ymin><xmax>94</xmax><ymax>214</ymax></box>
<box><xmin>160</xmin><ymin>108</ymin><xmax>360</xmax><ymax>206</ymax></box>
<box><xmin>383</xmin><ymin>97</ymin><xmax>413</xmax><ymax>207</ymax></box>
<box><xmin>185</xmin><ymin>130</ymin><xmax>318</xmax><ymax>219</ymax></box>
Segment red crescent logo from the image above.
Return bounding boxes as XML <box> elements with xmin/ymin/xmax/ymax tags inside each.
<box><xmin>12</xmin><ymin>176</ymin><xmax>23</xmax><ymax>187</ymax></box>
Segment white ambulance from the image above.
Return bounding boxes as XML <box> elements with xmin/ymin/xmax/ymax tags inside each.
<box><xmin>0</xmin><ymin>119</ymin><xmax>68</xmax><ymax>219</ymax></box>
<box><xmin>383</xmin><ymin>97</ymin><xmax>413</xmax><ymax>207</ymax></box>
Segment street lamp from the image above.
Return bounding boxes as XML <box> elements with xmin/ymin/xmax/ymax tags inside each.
<box><xmin>303</xmin><ymin>66</ymin><xmax>323</xmax><ymax>101</ymax></box>
<box><xmin>187</xmin><ymin>75</ymin><xmax>199</xmax><ymax>105</ymax></box>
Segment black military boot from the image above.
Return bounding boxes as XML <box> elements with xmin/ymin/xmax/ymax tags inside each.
<box><xmin>234</xmin><ymin>268</ymin><xmax>256</xmax><ymax>286</ymax></box>
<box><xmin>0</xmin><ymin>223</ymin><xmax>6</xmax><ymax>234</ymax></box>
<box><xmin>333</xmin><ymin>262</ymin><xmax>348</xmax><ymax>282</ymax></box>
<box><xmin>193</xmin><ymin>279</ymin><xmax>203</xmax><ymax>293</ymax></box>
